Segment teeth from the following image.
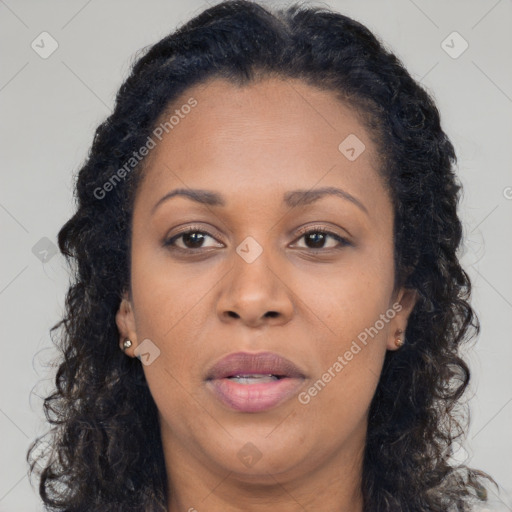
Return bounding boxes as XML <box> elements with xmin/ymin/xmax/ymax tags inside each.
<box><xmin>231</xmin><ymin>374</ymin><xmax>275</xmax><ymax>378</ymax></box>
<box><xmin>228</xmin><ymin>374</ymin><xmax>279</xmax><ymax>384</ymax></box>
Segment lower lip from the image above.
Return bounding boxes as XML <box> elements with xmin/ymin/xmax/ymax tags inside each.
<box><xmin>206</xmin><ymin>377</ymin><xmax>305</xmax><ymax>413</ymax></box>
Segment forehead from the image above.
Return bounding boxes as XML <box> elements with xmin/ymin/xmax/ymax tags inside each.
<box><xmin>135</xmin><ymin>76</ymin><xmax>386</xmax><ymax>211</ymax></box>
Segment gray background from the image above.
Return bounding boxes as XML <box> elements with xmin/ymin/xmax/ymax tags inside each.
<box><xmin>1</xmin><ymin>0</ymin><xmax>511</xmax><ymax>510</ymax></box>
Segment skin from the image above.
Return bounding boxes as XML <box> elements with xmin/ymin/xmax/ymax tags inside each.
<box><xmin>116</xmin><ymin>76</ymin><xmax>417</xmax><ymax>512</ymax></box>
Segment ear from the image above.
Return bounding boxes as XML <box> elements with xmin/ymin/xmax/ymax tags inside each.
<box><xmin>386</xmin><ymin>287</ymin><xmax>418</xmax><ymax>351</ymax></box>
<box><xmin>115</xmin><ymin>290</ymin><xmax>138</xmax><ymax>357</ymax></box>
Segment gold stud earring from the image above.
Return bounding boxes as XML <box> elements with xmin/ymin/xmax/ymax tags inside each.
<box><xmin>395</xmin><ymin>329</ymin><xmax>404</xmax><ymax>348</ymax></box>
<box><xmin>122</xmin><ymin>339</ymin><xmax>132</xmax><ymax>351</ymax></box>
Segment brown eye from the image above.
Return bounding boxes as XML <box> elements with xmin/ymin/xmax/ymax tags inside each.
<box><xmin>164</xmin><ymin>228</ymin><xmax>223</xmax><ymax>251</ymax></box>
<box><xmin>180</xmin><ymin>232</ymin><xmax>208</xmax><ymax>249</ymax></box>
<box><xmin>293</xmin><ymin>228</ymin><xmax>351</xmax><ymax>250</ymax></box>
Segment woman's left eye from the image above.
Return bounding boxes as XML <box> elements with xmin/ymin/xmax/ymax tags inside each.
<box><xmin>292</xmin><ymin>228</ymin><xmax>350</xmax><ymax>250</ymax></box>
<box><xmin>163</xmin><ymin>227</ymin><xmax>350</xmax><ymax>252</ymax></box>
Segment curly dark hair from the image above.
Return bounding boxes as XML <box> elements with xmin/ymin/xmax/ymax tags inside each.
<box><xmin>28</xmin><ymin>1</ymin><xmax>495</xmax><ymax>510</ymax></box>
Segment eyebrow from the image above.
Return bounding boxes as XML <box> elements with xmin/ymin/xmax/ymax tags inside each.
<box><xmin>151</xmin><ymin>186</ymin><xmax>368</xmax><ymax>215</ymax></box>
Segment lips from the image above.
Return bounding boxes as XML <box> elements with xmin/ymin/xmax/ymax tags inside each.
<box><xmin>205</xmin><ymin>351</ymin><xmax>306</xmax><ymax>413</ymax></box>
<box><xmin>205</xmin><ymin>351</ymin><xmax>306</xmax><ymax>381</ymax></box>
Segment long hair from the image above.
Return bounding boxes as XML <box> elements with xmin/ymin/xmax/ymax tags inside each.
<box><xmin>28</xmin><ymin>1</ymin><xmax>493</xmax><ymax>510</ymax></box>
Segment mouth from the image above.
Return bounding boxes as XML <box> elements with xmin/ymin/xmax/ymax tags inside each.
<box><xmin>206</xmin><ymin>351</ymin><xmax>306</xmax><ymax>381</ymax></box>
<box><xmin>205</xmin><ymin>351</ymin><xmax>306</xmax><ymax>413</ymax></box>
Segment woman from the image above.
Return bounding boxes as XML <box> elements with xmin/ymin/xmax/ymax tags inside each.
<box><xmin>28</xmin><ymin>1</ymin><xmax>498</xmax><ymax>510</ymax></box>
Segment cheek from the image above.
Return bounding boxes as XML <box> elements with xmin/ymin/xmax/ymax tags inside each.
<box><xmin>128</xmin><ymin>245</ymin><xmax>224</xmax><ymax>405</ymax></box>
<box><xmin>295</xmin><ymin>279</ymin><xmax>392</xmax><ymax>433</ymax></box>
<box><xmin>298</xmin><ymin>246</ymin><xmax>395</xmax><ymax>340</ymax></box>
<box><xmin>130</xmin><ymin>243</ymin><xmax>215</xmax><ymax>338</ymax></box>
<box><xmin>294</xmin><ymin>250</ymin><xmax>394</xmax><ymax>410</ymax></box>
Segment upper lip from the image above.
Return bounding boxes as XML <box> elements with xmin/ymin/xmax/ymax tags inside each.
<box><xmin>206</xmin><ymin>351</ymin><xmax>306</xmax><ymax>380</ymax></box>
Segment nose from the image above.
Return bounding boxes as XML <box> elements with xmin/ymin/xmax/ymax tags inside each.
<box><xmin>216</xmin><ymin>246</ymin><xmax>294</xmax><ymax>328</ymax></box>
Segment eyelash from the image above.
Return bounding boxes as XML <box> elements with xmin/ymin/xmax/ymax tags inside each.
<box><xmin>163</xmin><ymin>225</ymin><xmax>351</xmax><ymax>253</ymax></box>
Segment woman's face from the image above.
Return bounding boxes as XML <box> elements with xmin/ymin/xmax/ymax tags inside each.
<box><xmin>117</xmin><ymin>77</ymin><xmax>416</xmax><ymax>502</ymax></box>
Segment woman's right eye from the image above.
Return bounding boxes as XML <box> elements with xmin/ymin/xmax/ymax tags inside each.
<box><xmin>164</xmin><ymin>228</ymin><xmax>223</xmax><ymax>251</ymax></box>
